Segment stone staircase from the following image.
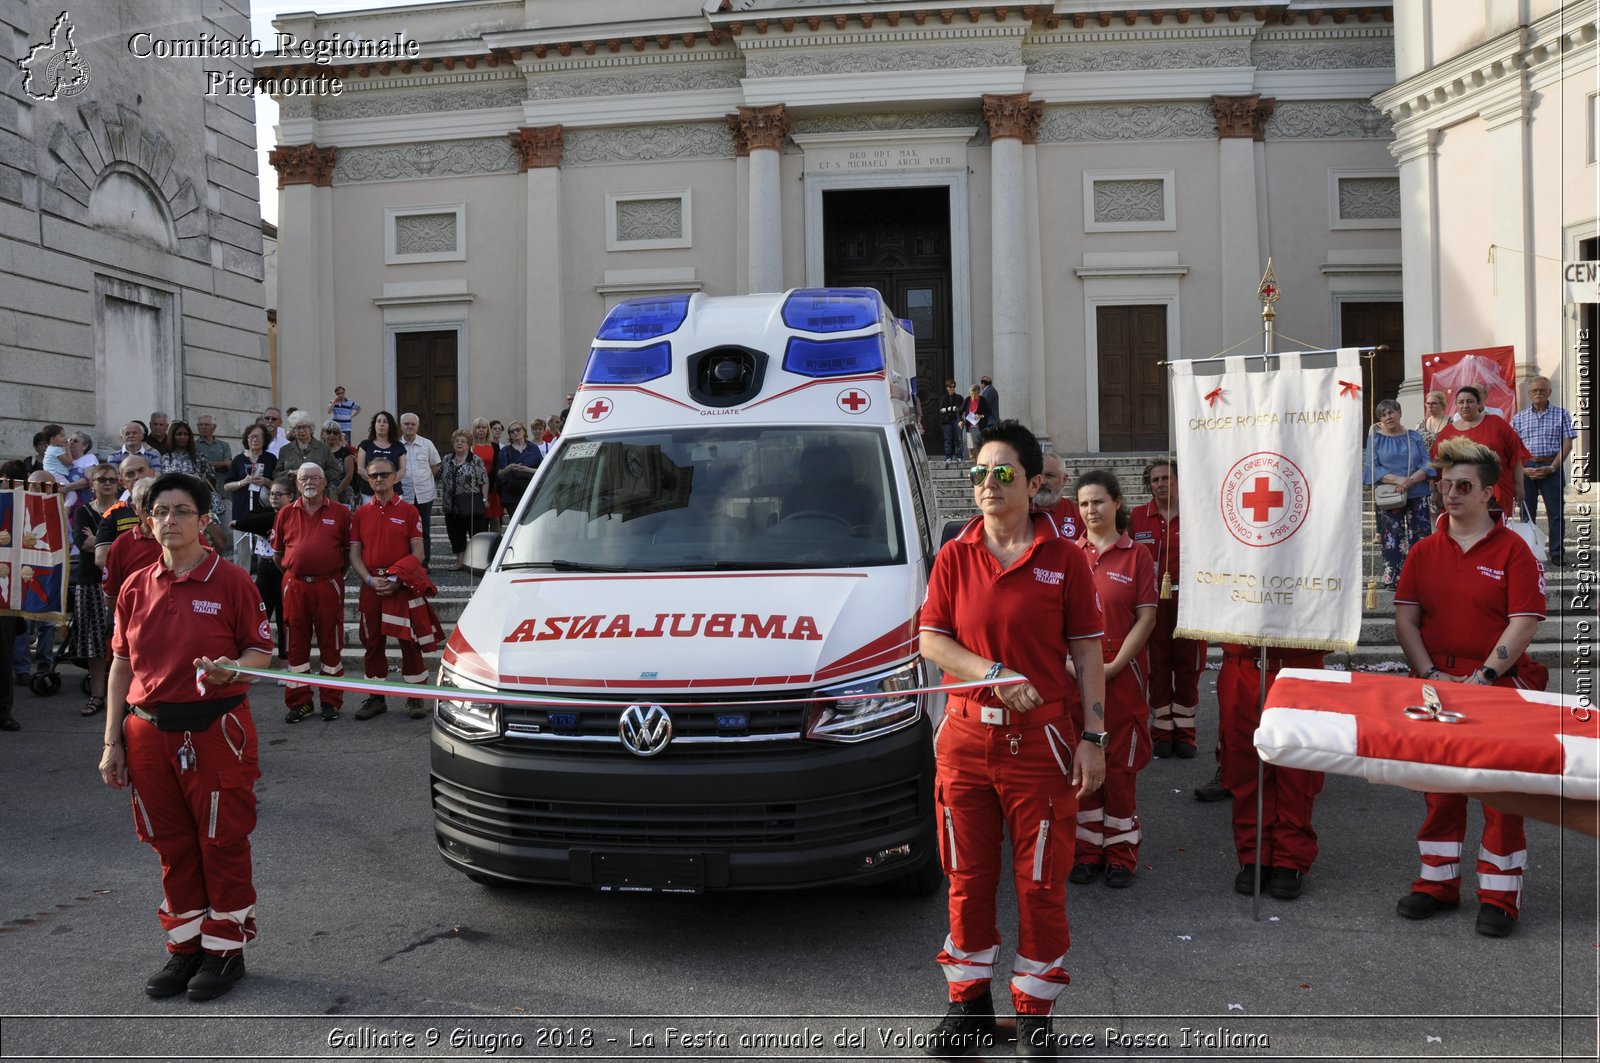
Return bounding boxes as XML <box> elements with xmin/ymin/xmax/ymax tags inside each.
<box><xmin>314</xmin><ymin>477</ymin><xmax>1586</xmax><ymax>680</ymax></box>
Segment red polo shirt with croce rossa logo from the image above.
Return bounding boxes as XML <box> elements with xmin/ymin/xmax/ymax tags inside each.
<box><xmin>1129</xmin><ymin>501</ymin><xmax>1181</xmax><ymax>583</ymax></box>
<box><xmin>349</xmin><ymin>494</ymin><xmax>423</xmax><ymax>569</ymax></box>
<box><xmin>112</xmin><ymin>550</ymin><xmax>274</xmax><ymax>706</ymax></box>
<box><xmin>1076</xmin><ymin>533</ymin><xmax>1157</xmax><ymax>668</ymax></box>
<box><xmin>919</xmin><ymin>512</ymin><xmax>1103</xmax><ymax>707</ymax></box>
<box><xmin>1042</xmin><ymin>497</ymin><xmax>1082</xmax><ymax>541</ymax></box>
<box><xmin>1395</xmin><ymin>516</ymin><xmax>1546</xmax><ymax>669</ymax></box>
<box><xmin>273</xmin><ymin>497</ymin><xmax>350</xmax><ymax>578</ymax></box>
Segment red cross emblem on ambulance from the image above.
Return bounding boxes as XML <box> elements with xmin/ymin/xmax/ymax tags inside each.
<box><xmin>583</xmin><ymin>397</ymin><xmax>613</xmax><ymax>423</ymax></box>
<box><xmin>836</xmin><ymin>389</ymin><xmax>871</xmax><ymax>415</ymax></box>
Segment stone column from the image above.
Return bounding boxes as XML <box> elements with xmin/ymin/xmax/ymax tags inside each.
<box><xmin>511</xmin><ymin>126</ymin><xmax>565</xmax><ymax>415</ymax></box>
<box><xmin>1390</xmin><ymin>128</ymin><xmax>1439</xmax><ymax>420</ymax></box>
<box><xmin>731</xmin><ymin>105</ymin><xmax>790</xmax><ymax>293</ymax></box>
<box><xmin>267</xmin><ymin>143</ymin><xmax>336</xmax><ymax>407</ymax></box>
<box><xmin>1212</xmin><ymin>96</ymin><xmax>1274</xmax><ymax>347</ymax></box>
<box><xmin>1482</xmin><ymin>89</ymin><xmax>1535</xmax><ymax>381</ymax></box>
<box><xmin>983</xmin><ymin>93</ymin><xmax>1041</xmax><ymax>428</ymax></box>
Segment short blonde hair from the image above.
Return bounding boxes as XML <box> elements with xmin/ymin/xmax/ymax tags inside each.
<box><xmin>451</xmin><ymin>429</ymin><xmax>472</xmax><ymax>445</ymax></box>
<box><xmin>1432</xmin><ymin>436</ymin><xmax>1499</xmax><ymax>487</ymax></box>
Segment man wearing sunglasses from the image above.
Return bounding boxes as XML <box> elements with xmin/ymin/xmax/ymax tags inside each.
<box><xmin>347</xmin><ymin>456</ymin><xmax>427</xmax><ymax>720</ymax></box>
<box><xmin>919</xmin><ymin>421</ymin><xmax>1106</xmax><ymax>1057</ymax></box>
<box><xmin>1393</xmin><ymin>437</ymin><xmax>1547</xmax><ymax>938</ymax></box>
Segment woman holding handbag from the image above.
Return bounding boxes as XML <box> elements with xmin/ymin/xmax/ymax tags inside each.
<box><xmin>1363</xmin><ymin>399</ymin><xmax>1433</xmax><ymax>587</ymax></box>
<box><xmin>440</xmin><ymin>429</ymin><xmax>488</xmax><ymax>571</ymax></box>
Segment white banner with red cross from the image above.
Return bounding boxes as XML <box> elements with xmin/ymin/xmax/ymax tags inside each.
<box><xmin>1259</xmin><ymin>670</ymin><xmax>1597</xmax><ymax>798</ymax></box>
<box><xmin>0</xmin><ymin>482</ymin><xmax>70</xmax><ymax>623</ymax></box>
<box><xmin>1170</xmin><ymin>348</ymin><xmax>1363</xmax><ymax>651</ymax></box>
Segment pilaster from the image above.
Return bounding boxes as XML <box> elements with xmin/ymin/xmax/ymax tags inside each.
<box><xmin>1211</xmin><ymin>97</ymin><xmax>1271</xmax><ymax>345</ymax></box>
<box><xmin>270</xmin><ymin>144</ymin><xmax>337</xmax><ymax>405</ymax></box>
<box><xmin>514</xmin><ymin>126</ymin><xmax>566</xmax><ymax>413</ymax></box>
<box><xmin>984</xmin><ymin>93</ymin><xmax>1039</xmax><ymax>426</ymax></box>
<box><xmin>733</xmin><ymin>105</ymin><xmax>791</xmax><ymax>293</ymax></box>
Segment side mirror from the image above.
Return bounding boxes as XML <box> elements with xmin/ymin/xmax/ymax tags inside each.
<box><xmin>463</xmin><ymin>531</ymin><xmax>502</xmax><ymax>574</ymax></box>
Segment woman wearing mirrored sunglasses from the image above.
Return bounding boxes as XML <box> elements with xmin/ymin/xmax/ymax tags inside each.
<box><xmin>1393</xmin><ymin>436</ymin><xmax>1547</xmax><ymax>939</ymax></box>
<box><xmin>917</xmin><ymin>420</ymin><xmax>1107</xmax><ymax>1057</ymax></box>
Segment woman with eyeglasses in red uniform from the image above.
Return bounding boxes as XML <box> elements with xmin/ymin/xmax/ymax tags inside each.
<box><xmin>917</xmin><ymin>420</ymin><xmax>1106</xmax><ymax>1058</ymax></box>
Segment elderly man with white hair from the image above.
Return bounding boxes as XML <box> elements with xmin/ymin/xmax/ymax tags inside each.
<box><xmin>272</xmin><ymin>462</ymin><xmax>351</xmax><ymax>723</ymax></box>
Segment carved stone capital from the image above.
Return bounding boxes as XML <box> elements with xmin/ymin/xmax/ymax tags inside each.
<box><xmin>1211</xmin><ymin>94</ymin><xmax>1275</xmax><ymax>140</ymax></box>
<box><xmin>268</xmin><ymin>143</ymin><xmax>337</xmax><ymax>188</ymax></box>
<box><xmin>509</xmin><ymin>125</ymin><xmax>564</xmax><ymax>170</ymax></box>
<box><xmin>982</xmin><ymin>93</ymin><xmax>1042</xmax><ymax>144</ymax></box>
<box><xmin>732</xmin><ymin>104</ymin><xmax>791</xmax><ymax>153</ymax></box>
<box><xmin>725</xmin><ymin>112</ymin><xmax>750</xmax><ymax>157</ymax></box>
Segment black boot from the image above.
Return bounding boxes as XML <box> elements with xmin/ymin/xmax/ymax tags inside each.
<box><xmin>186</xmin><ymin>952</ymin><xmax>246</xmax><ymax>1001</ymax></box>
<box><xmin>922</xmin><ymin>993</ymin><xmax>997</xmax><ymax>1057</ymax></box>
<box><xmin>144</xmin><ymin>951</ymin><xmax>204</xmax><ymax>998</ymax></box>
<box><xmin>1015</xmin><ymin>1014</ymin><xmax>1057</xmax><ymax>1059</ymax></box>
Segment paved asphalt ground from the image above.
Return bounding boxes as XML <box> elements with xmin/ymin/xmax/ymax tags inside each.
<box><xmin>0</xmin><ymin>668</ymin><xmax>1594</xmax><ymax>1062</ymax></box>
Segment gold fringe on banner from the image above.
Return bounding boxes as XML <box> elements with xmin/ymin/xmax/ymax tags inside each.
<box><xmin>1173</xmin><ymin>627</ymin><xmax>1356</xmax><ymax>655</ymax></box>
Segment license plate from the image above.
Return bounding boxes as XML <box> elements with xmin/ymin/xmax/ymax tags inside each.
<box><xmin>592</xmin><ymin>852</ymin><xmax>705</xmax><ymax>894</ymax></box>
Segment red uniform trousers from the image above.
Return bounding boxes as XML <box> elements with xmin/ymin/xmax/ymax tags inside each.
<box><xmin>1075</xmin><ymin>657</ymin><xmax>1152</xmax><ymax>872</ymax></box>
<box><xmin>124</xmin><ymin>706</ymin><xmax>260</xmax><ymax>956</ymax></box>
<box><xmin>1147</xmin><ymin>597</ymin><xmax>1206</xmax><ymax>744</ymax></box>
<box><xmin>1411</xmin><ymin>669</ymin><xmax>1542</xmax><ymax>917</ymax></box>
<box><xmin>1218</xmin><ymin>651</ymin><xmax>1326</xmax><ymax>872</ymax></box>
<box><xmin>935</xmin><ymin>699</ymin><xmax>1078</xmax><ymax>1015</ymax></box>
<box><xmin>357</xmin><ymin>583</ymin><xmax>427</xmax><ymax>683</ymax></box>
<box><xmin>283</xmin><ymin>575</ymin><xmax>345</xmax><ymax>709</ymax></box>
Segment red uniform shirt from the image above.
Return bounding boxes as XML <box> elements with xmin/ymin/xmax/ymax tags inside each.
<box><xmin>1129</xmin><ymin>501</ymin><xmax>1180</xmax><ymax>583</ymax></box>
<box><xmin>1076</xmin><ymin>534</ymin><xmax>1157</xmax><ymax>667</ymax></box>
<box><xmin>101</xmin><ymin>525</ymin><xmax>162</xmax><ymax>602</ymax></box>
<box><xmin>112</xmin><ymin>550</ymin><xmax>274</xmax><ymax>706</ymax></box>
<box><xmin>1431</xmin><ymin>415</ymin><xmax>1530</xmax><ymax>514</ymax></box>
<box><xmin>919</xmin><ymin>512</ymin><xmax>1104</xmax><ymax>706</ymax></box>
<box><xmin>349</xmin><ymin>494</ymin><xmax>423</xmax><ymax>569</ymax></box>
<box><xmin>1395</xmin><ymin>516</ymin><xmax>1545</xmax><ymax>668</ymax></box>
<box><xmin>1041</xmin><ymin>497</ymin><xmax>1082</xmax><ymax>541</ymax></box>
<box><xmin>273</xmin><ymin>497</ymin><xmax>350</xmax><ymax>577</ymax></box>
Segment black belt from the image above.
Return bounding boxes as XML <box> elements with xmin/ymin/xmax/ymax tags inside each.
<box><xmin>291</xmin><ymin>574</ymin><xmax>336</xmax><ymax>582</ymax></box>
<box><xmin>1528</xmin><ymin>455</ymin><xmax>1557</xmax><ymax>463</ymax></box>
<box><xmin>129</xmin><ymin>694</ymin><xmax>246</xmax><ymax>733</ymax></box>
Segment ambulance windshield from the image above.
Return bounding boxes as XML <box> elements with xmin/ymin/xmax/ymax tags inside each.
<box><xmin>500</xmin><ymin>427</ymin><xmax>904</xmax><ymax>570</ymax></box>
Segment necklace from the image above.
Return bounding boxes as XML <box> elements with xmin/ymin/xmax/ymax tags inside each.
<box><xmin>167</xmin><ymin>554</ymin><xmax>206</xmax><ymax>579</ymax></box>
<box><xmin>1448</xmin><ymin>525</ymin><xmax>1490</xmax><ymax>549</ymax></box>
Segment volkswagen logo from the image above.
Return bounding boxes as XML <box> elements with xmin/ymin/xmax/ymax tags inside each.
<box><xmin>619</xmin><ymin>704</ymin><xmax>672</xmax><ymax>757</ymax></box>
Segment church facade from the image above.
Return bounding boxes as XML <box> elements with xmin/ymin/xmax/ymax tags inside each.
<box><xmin>264</xmin><ymin>0</ymin><xmax>1403</xmax><ymax>452</ymax></box>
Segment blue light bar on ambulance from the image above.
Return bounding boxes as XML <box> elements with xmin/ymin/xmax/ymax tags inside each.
<box><xmin>781</xmin><ymin>289</ymin><xmax>881</xmax><ymax>334</ymax></box>
<box><xmin>782</xmin><ymin>335</ymin><xmax>884</xmax><ymax>378</ymax></box>
<box><xmin>582</xmin><ymin>341</ymin><xmax>671</xmax><ymax>384</ymax></box>
<box><xmin>595</xmin><ymin>295</ymin><xmax>690</xmax><ymax>341</ymax></box>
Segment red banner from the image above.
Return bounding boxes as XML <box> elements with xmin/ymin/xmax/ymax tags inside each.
<box><xmin>1419</xmin><ymin>346</ymin><xmax>1518</xmax><ymax>418</ymax></box>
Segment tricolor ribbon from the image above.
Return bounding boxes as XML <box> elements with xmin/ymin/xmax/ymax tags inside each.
<box><xmin>1338</xmin><ymin>380</ymin><xmax>1361</xmax><ymax>398</ymax></box>
<box><xmin>200</xmin><ymin>664</ymin><xmax>1028</xmax><ymax>709</ymax></box>
<box><xmin>1204</xmin><ymin>387</ymin><xmax>1226</xmax><ymax>407</ymax></box>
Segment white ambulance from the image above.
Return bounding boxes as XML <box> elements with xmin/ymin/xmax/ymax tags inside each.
<box><xmin>431</xmin><ymin>288</ymin><xmax>944</xmax><ymax>893</ymax></box>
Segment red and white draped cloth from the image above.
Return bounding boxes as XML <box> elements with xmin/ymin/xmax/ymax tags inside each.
<box><xmin>1257</xmin><ymin>670</ymin><xmax>1597</xmax><ymax>798</ymax></box>
<box><xmin>377</xmin><ymin>554</ymin><xmax>445</xmax><ymax>652</ymax></box>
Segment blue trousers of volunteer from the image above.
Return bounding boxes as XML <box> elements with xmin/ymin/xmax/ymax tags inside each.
<box><xmin>125</xmin><ymin>707</ymin><xmax>260</xmax><ymax>955</ymax></box>
<box><xmin>283</xmin><ymin>576</ymin><xmax>345</xmax><ymax>709</ymax></box>
<box><xmin>935</xmin><ymin>697</ymin><xmax>1077</xmax><ymax>1014</ymax></box>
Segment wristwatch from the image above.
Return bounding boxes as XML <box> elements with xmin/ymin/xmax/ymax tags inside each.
<box><xmin>1479</xmin><ymin>665</ymin><xmax>1499</xmax><ymax>682</ymax></box>
<box><xmin>1080</xmin><ymin>731</ymin><xmax>1110</xmax><ymax>748</ymax></box>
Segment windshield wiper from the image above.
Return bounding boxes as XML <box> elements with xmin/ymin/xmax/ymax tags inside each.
<box><xmin>499</xmin><ymin>559</ymin><xmax>636</xmax><ymax>572</ymax></box>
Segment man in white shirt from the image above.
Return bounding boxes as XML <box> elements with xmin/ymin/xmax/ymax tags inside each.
<box><xmin>262</xmin><ymin>406</ymin><xmax>288</xmax><ymax>457</ymax></box>
<box><xmin>397</xmin><ymin>412</ymin><xmax>443</xmax><ymax>569</ymax></box>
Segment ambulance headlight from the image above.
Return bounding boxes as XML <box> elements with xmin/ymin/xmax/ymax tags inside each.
<box><xmin>806</xmin><ymin>662</ymin><xmax>922</xmax><ymax>743</ymax></box>
<box><xmin>437</xmin><ymin>668</ymin><xmax>502</xmax><ymax>741</ymax></box>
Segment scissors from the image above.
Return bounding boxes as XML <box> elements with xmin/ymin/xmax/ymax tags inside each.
<box><xmin>1403</xmin><ymin>683</ymin><xmax>1466</xmax><ymax>723</ymax></box>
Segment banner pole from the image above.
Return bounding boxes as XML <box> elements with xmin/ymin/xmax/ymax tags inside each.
<box><xmin>1250</xmin><ymin>259</ymin><xmax>1278</xmax><ymax>919</ymax></box>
